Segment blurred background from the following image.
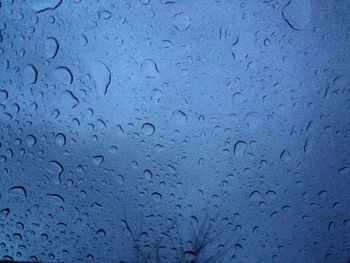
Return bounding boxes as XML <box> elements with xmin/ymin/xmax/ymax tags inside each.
<box><xmin>0</xmin><ymin>0</ymin><xmax>349</xmax><ymax>262</ymax></box>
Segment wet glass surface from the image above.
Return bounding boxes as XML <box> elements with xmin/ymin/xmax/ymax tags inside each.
<box><xmin>0</xmin><ymin>0</ymin><xmax>350</xmax><ymax>262</ymax></box>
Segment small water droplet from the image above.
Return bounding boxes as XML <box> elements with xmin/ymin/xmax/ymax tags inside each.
<box><xmin>143</xmin><ymin>169</ymin><xmax>153</xmax><ymax>180</ymax></box>
<box><xmin>338</xmin><ymin>167</ymin><xmax>349</xmax><ymax>175</ymax></box>
<box><xmin>141</xmin><ymin>59</ymin><xmax>160</xmax><ymax>78</ymax></box>
<box><xmin>55</xmin><ymin>133</ymin><xmax>66</xmax><ymax>146</ymax></box>
<box><xmin>23</xmin><ymin>64</ymin><xmax>38</xmax><ymax>84</ymax></box>
<box><xmin>173</xmin><ymin>12</ymin><xmax>191</xmax><ymax>31</ymax></box>
<box><xmin>26</xmin><ymin>135</ymin><xmax>37</xmax><ymax>147</ymax></box>
<box><xmin>55</xmin><ymin>66</ymin><xmax>73</xmax><ymax>85</ymax></box>
<box><xmin>234</xmin><ymin>141</ymin><xmax>247</xmax><ymax>156</ymax></box>
<box><xmin>47</xmin><ymin>160</ymin><xmax>64</xmax><ymax>184</ymax></box>
<box><xmin>142</xmin><ymin>122</ymin><xmax>155</xmax><ymax>136</ymax></box>
<box><xmin>172</xmin><ymin>110</ymin><xmax>187</xmax><ymax>125</ymax></box>
<box><xmin>45</xmin><ymin>37</ymin><xmax>59</xmax><ymax>59</ymax></box>
<box><xmin>92</xmin><ymin>155</ymin><xmax>104</xmax><ymax>165</ymax></box>
<box><xmin>249</xmin><ymin>190</ymin><xmax>261</xmax><ymax>201</ymax></box>
<box><xmin>151</xmin><ymin>192</ymin><xmax>162</xmax><ymax>202</ymax></box>
<box><xmin>280</xmin><ymin>150</ymin><xmax>291</xmax><ymax>162</ymax></box>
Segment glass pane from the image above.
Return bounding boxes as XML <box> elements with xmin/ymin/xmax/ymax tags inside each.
<box><xmin>0</xmin><ymin>0</ymin><xmax>349</xmax><ymax>262</ymax></box>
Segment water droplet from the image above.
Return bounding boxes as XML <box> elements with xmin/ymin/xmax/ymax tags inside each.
<box><xmin>47</xmin><ymin>193</ymin><xmax>65</xmax><ymax>203</ymax></box>
<box><xmin>249</xmin><ymin>190</ymin><xmax>262</xmax><ymax>201</ymax></box>
<box><xmin>142</xmin><ymin>122</ymin><xmax>155</xmax><ymax>136</ymax></box>
<box><xmin>141</xmin><ymin>59</ymin><xmax>160</xmax><ymax>78</ymax></box>
<box><xmin>234</xmin><ymin>141</ymin><xmax>247</xmax><ymax>156</ymax></box>
<box><xmin>62</xmin><ymin>90</ymin><xmax>79</xmax><ymax>108</ymax></box>
<box><xmin>98</xmin><ymin>10</ymin><xmax>112</xmax><ymax>20</ymax></box>
<box><xmin>280</xmin><ymin>150</ymin><xmax>291</xmax><ymax>162</ymax></box>
<box><xmin>92</xmin><ymin>155</ymin><xmax>104</xmax><ymax>165</ymax></box>
<box><xmin>184</xmin><ymin>251</ymin><xmax>197</xmax><ymax>261</ymax></box>
<box><xmin>0</xmin><ymin>208</ymin><xmax>10</xmax><ymax>217</ymax></box>
<box><xmin>9</xmin><ymin>186</ymin><xmax>27</xmax><ymax>198</ymax></box>
<box><xmin>90</xmin><ymin>61</ymin><xmax>111</xmax><ymax>95</ymax></box>
<box><xmin>32</xmin><ymin>0</ymin><xmax>63</xmax><ymax>13</ymax></box>
<box><xmin>116</xmin><ymin>174</ymin><xmax>124</xmax><ymax>184</ymax></box>
<box><xmin>173</xmin><ymin>12</ymin><xmax>191</xmax><ymax>31</ymax></box>
<box><xmin>55</xmin><ymin>66</ymin><xmax>73</xmax><ymax>85</ymax></box>
<box><xmin>143</xmin><ymin>169</ymin><xmax>153</xmax><ymax>180</ymax></box>
<box><xmin>96</xmin><ymin>229</ymin><xmax>106</xmax><ymax>237</ymax></box>
<box><xmin>0</xmin><ymin>89</ymin><xmax>8</xmax><ymax>101</ymax></box>
<box><xmin>45</xmin><ymin>37</ymin><xmax>59</xmax><ymax>59</ymax></box>
<box><xmin>47</xmin><ymin>160</ymin><xmax>64</xmax><ymax>184</ymax></box>
<box><xmin>151</xmin><ymin>192</ymin><xmax>162</xmax><ymax>202</ymax></box>
<box><xmin>26</xmin><ymin>135</ymin><xmax>37</xmax><ymax>147</ymax></box>
<box><xmin>55</xmin><ymin>133</ymin><xmax>66</xmax><ymax>146</ymax></box>
<box><xmin>23</xmin><ymin>64</ymin><xmax>38</xmax><ymax>84</ymax></box>
<box><xmin>172</xmin><ymin>110</ymin><xmax>187</xmax><ymax>125</ymax></box>
<box><xmin>338</xmin><ymin>167</ymin><xmax>349</xmax><ymax>175</ymax></box>
<box><xmin>109</xmin><ymin>146</ymin><xmax>118</xmax><ymax>154</ymax></box>
<box><xmin>282</xmin><ymin>0</ymin><xmax>311</xmax><ymax>31</ymax></box>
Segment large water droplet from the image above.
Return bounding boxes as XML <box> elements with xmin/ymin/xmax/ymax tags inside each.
<box><xmin>9</xmin><ymin>186</ymin><xmax>27</xmax><ymax>198</ymax></box>
<box><xmin>282</xmin><ymin>0</ymin><xmax>311</xmax><ymax>31</ymax></box>
<box><xmin>90</xmin><ymin>61</ymin><xmax>111</xmax><ymax>95</ymax></box>
<box><xmin>32</xmin><ymin>0</ymin><xmax>63</xmax><ymax>13</ymax></box>
<box><xmin>47</xmin><ymin>160</ymin><xmax>64</xmax><ymax>184</ymax></box>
